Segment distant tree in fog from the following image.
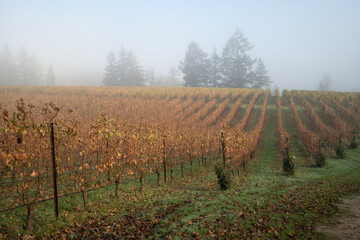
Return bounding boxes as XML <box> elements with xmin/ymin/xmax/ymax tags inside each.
<box><xmin>319</xmin><ymin>73</ymin><xmax>333</xmax><ymax>91</ymax></box>
<box><xmin>208</xmin><ymin>48</ymin><xmax>222</xmax><ymax>88</ymax></box>
<box><xmin>16</xmin><ymin>48</ymin><xmax>43</xmax><ymax>85</ymax></box>
<box><xmin>179</xmin><ymin>29</ymin><xmax>271</xmax><ymax>89</ymax></box>
<box><xmin>250</xmin><ymin>58</ymin><xmax>272</xmax><ymax>89</ymax></box>
<box><xmin>103</xmin><ymin>47</ymin><xmax>145</xmax><ymax>86</ymax></box>
<box><xmin>221</xmin><ymin>29</ymin><xmax>254</xmax><ymax>88</ymax></box>
<box><xmin>121</xmin><ymin>50</ymin><xmax>145</xmax><ymax>86</ymax></box>
<box><xmin>145</xmin><ymin>67</ymin><xmax>155</xmax><ymax>86</ymax></box>
<box><xmin>28</xmin><ymin>54</ymin><xmax>43</xmax><ymax>85</ymax></box>
<box><xmin>167</xmin><ymin>66</ymin><xmax>180</xmax><ymax>82</ymax></box>
<box><xmin>46</xmin><ymin>64</ymin><xmax>56</xmax><ymax>86</ymax></box>
<box><xmin>103</xmin><ymin>52</ymin><xmax>118</xmax><ymax>86</ymax></box>
<box><xmin>180</xmin><ymin>41</ymin><xmax>209</xmax><ymax>87</ymax></box>
<box><xmin>0</xmin><ymin>46</ymin><xmax>17</xmax><ymax>85</ymax></box>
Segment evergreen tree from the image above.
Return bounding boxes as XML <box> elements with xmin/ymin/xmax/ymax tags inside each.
<box><xmin>16</xmin><ymin>48</ymin><xmax>42</xmax><ymax>86</ymax></box>
<box><xmin>221</xmin><ymin>29</ymin><xmax>254</xmax><ymax>88</ymax></box>
<box><xmin>125</xmin><ymin>51</ymin><xmax>145</xmax><ymax>86</ymax></box>
<box><xmin>46</xmin><ymin>64</ymin><xmax>56</xmax><ymax>86</ymax></box>
<box><xmin>145</xmin><ymin>67</ymin><xmax>155</xmax><ymax>86</ymax></box>
<box><xmin>117</xmin><ymin>47</ymin><xmax>128</xmax><ymax>85</ymax></box>
<box><xmin>167</xmin><ymin>66</ymin><xmax>180</xmax><ymax>82</ymax></box>
<box><xmin>103</xmin><ymin>48</ymin><xmax>145</xmax><ymax>86</ymax></box>
<box><xmin>16</xmin><ymin>48</ymin><xmax>30</xmax><ymax>85</ymax></box>
<box><xmin>116</xmin><ymin>47</ymin><xmax>145</xmax><ymax>86</ymax></box>
<box><xmin>103</xmin><ymin>52</ymin><xmax>118</xmax><ymax>86</ymax></box>
<box><xmin>208</xmin><ymin>48</ymin><xmax>222</xmax><ymax>87</ymax></box>
<box><xmin>180</xmin><ymin>41</ymin><xmax>209</xmax><ymax>87</ymax></box>
<box><xmin>0</xmin><ymin>46</ymin><xmax>17</xmax><ymax>85</ymax></box>
<box><xmin>250</xmin><ymin>58</ymin><xmax>272</xmax><ymax>88</ymax></box>
<box><xmin>28</xmin><ymin>54</ymin><xmax>43</xmax><ymax>85</ymax></box>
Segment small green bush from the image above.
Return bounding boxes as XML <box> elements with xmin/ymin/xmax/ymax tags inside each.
<box><xmin>336</xmin><ymin>144</ymin><xmax>346</xmax><ymax>159</ymax></box>
<box><xmin>349</xmin><ymin>139</ymin><xmax>357</xmax><ymax>149</ymax></box>
<box><xmin>214</xmin><ymin>163</ymin><xmax>231</xmax><ymax>190</ymax></box>
<box><xmin>314</xmin><ymin>152</ymin><xmax>326</xmax><ymax>167</ymax></box>
<box><xmin>282</xmin><ymin>152</ymin><xmax>295</xmax><ymax>176</ymax></box>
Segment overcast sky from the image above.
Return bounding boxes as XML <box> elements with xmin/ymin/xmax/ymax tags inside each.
<box><xmin>1</xmin><ymin>0</ymin><xmax>359</xmax><ymax>90</ymax></box>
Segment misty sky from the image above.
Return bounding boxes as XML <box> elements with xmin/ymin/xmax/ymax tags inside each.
<box><xmin>1</xmin><ymin>0</ymin><xmax>359</xmax><ymax>91</ymax></box>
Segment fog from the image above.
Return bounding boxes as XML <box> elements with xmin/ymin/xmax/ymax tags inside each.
<box><xmin>1</xmin><ymin>0</ymin><xmax>359</xmax><ymax>91</ymax></box>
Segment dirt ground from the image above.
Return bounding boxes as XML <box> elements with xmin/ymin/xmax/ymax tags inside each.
<box><xmin>317</xmin><ymin>194</ymin><xmax>360</xmax><ymax>240</ymax></box>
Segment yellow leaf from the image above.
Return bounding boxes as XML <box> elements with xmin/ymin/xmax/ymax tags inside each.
<box><xmin>30</xmin><ymin>170</ymin><xmax>37</xmax><ymax>177</ymax></box>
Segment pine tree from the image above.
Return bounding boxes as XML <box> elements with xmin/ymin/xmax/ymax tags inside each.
<box><xmin>180</xmin><ymin>41</ymin><xmax>209</xmax><ymax>87</ymax></box>
<box><xmin>145</xmin><ymin>67</ymin><xmax>155</xmax><ymax>86</ymax></box>
<box><xmin>28</xmin><ymin>54</ymin><xmax>43</xmax><ymax>85</ymax></box>
<box><xmin>16</xmin><ymin>48</ymin><xmax>43</xmax><ymax>86</ymax></box>
<box><xmin>16</xmin><ymin>48</ymin><xmax>30</xmax><ymax>85</ymax></box>
<box><xmin>46</xmin><ymin>64</ymin><xmax>56</xmax><ymax>86</ymax></box>
<box><xmin>208</xmin><ymin>48</ymin><xmax>222</xmax><ymax>88</ymax></box>
<box><xmin>251</xmin><ymin>58</ymin><xmax>271</xmax><ymax>88</ymax></box>
<box><xmin>103</xmin><ymin>52</ymin><xmax>118</xmax><ymax>86</ymax></box>
<box><xmin>0</xmin><ymin>46</ymin><xmax>17</xmax><ymax>85</ymax></box>
<box><xmin>221</xmin><ymin>29</ymin><xmax>254</xmax><ymax>88</ymax></box>
<box><xmin>125</xmin><ymin>51</ymin><xmax>145</xmax><ymax>86</ymax></box>
<box><xmin>167</xmin><ymin>66</ymin><xmax>180</xmax><ymax>82</ymax></box>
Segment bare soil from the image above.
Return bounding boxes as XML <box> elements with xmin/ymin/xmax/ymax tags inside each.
<box><xmin>317</xmin><ymin>194</ymin><xmax>360</xmax><ymax>240</ymax></box>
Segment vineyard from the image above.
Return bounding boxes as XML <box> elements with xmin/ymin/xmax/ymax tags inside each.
<box><xmin>0</xmin><ymin>86</ymin><xmax>360</xmax><ymax>239</ymax></box>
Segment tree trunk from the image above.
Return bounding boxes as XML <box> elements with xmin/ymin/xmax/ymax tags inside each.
<box><xmin>115</xmin><ymin>180</ymin><xmax>119</xmax><ymax>198</ymax></box>
<box><xmin>156</xmin><ymin>169</ymin><xmax>160</xmax><ymax>186</ymax></box>
<box><xmin>163</xmin><ymin>138</ymin><xmax>167</xmax><ymax>183</ymax></box>
<box><xmin>24</xmin><ymin>203</ymin><xmax>35</xmax><ymax>230</ymax></box>
<box><xmin>170</xmin><ymin>169</ymin><xmax>173</xmax><ymax>180</ymax></box>
<box><xmin>221</xmin><ymin>136</ymin><xmax>226</xmax><ymax>165</ymax></box>
<box><xmin>190</xmin><ymin>160</ymin><xmax>193</xmax><ymax>173</ymax></box>
<box><xmin>181</xmin><ymin>163</ymin><xmax>184</xmax><ymax>177</ymax></box>
<box><xmin>139</xmin><ymin>177</ymin><xmax>143</xmax><ymax>192</ymax></box>
<box><xmin>107</xmin><ymin>167</ymin><xmax>111</xmax><ymax>182</ymax></box>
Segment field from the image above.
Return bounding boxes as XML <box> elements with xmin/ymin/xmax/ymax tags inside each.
<box><xmin>0</xmin><ymin>86</ymin><xmax>360</xmax><ymax>239</ymax></box>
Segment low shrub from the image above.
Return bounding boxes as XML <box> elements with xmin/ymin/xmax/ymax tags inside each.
<box><xmin>314</xmin><ymin>152</ymin><xmax>326</xmax><ymax>167</ymax></box>
<box><xmin>214</xmin><ymin>162</ymin><xmax>231</xmax><ymax>190</ymax></box>
<box><xmin>336</xmin><ymin>144</ymin><xmax>346</xmax><ymax>159</ymax></box>
<box><xmin>282</xmin><ymin>151</ymin><xmax>295</xmax><ymax>176</ymax></box>
<box><xmin>349</xmin><ymin>139</ymin><xmax>357</xmax><ymax>149</ymax></box>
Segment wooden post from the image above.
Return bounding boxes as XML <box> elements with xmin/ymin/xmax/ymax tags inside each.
<box><xmin>50</xmin><ymin>122</ymin><xmax>59</xmax><ymax>218</ymax></box>
<box><xmin>221</xmin><ymin>132</ymin><xmax>226</xmax><ymax>165</ymax></box>
<box><xmin>339</xmin><ymin>135</ymin><xmax>342</xmax><ymax>145</ymax></box>
<box><xmin>162</xmin><ymin>137</ymin><xmax>166</xmax><ymax>183</ymax></box>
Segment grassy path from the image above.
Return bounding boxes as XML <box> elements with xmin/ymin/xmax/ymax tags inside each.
<box><xmin>255</xmin><ymin>98</ymin><xmax>280</xmax><ymax>177</ymax></box>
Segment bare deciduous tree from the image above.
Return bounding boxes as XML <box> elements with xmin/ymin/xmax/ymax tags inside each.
<box><xmin>319</xmin><ymin>73</ymin><xmax>333</xmax><ymax>91</ymax></box>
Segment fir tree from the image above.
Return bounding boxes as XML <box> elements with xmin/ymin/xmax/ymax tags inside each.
<box><xmin>0</xmin><ymin>46</ymin><xmax>17</xmax><ymax>85</ymax></box>
<box><xmin>180</xmin><ymin>41</ymin><xmax>209</xmax><ymax>87</ymax></box>
<box><xmin>221</xmin><ymin>29</ymin><xmax>255</xmax><ymax>88</ymax></box>
<box><xmin>103</xmin><ymin>52</ymin><xmax>118</xmax><ymax>86</ymax></box>
<box><xmin>251</xmin><ymin>58</ymin><xmax>271</xmax><ymax>88</ymax></box>
<box><xmin>46</xmin><ymin>64</ymin><xmax>56</xmax><ymax>86</ymax></box>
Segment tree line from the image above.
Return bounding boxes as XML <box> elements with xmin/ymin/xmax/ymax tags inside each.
<box><xmin>103</xmin><ymin>47</ymin><xmax>145</xmax><ymax>86</ymax></box>
<box><xmin>103</xmin><ymin>29</ymin><xmax>271</xmax><ymax>89</ymax></box>
<box><xmin>180</xmin><ymin>29</ymin><xmax>271</xmax><ymax>88</ymax></box>
<box><xmin>0</xmin><ymin>46</ymin><xmax>55</xmax><ymax>86</ymax></box>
